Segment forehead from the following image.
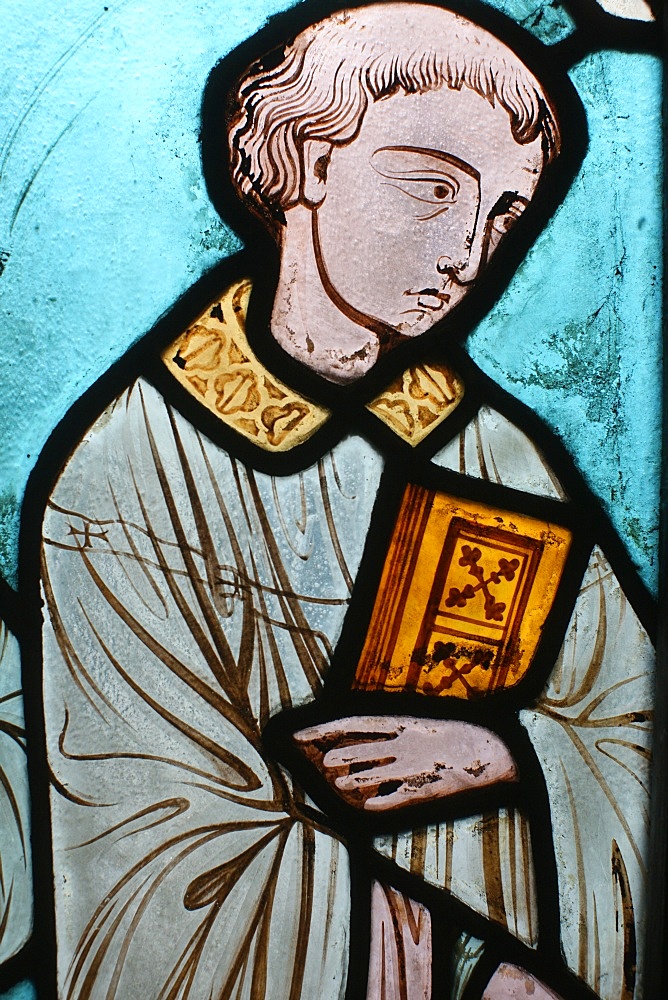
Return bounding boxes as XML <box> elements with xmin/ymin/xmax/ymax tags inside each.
<box><xmin>353</xmin><ymin>86</ymin><xmax>544</xmax><ymax>198</ymax></box>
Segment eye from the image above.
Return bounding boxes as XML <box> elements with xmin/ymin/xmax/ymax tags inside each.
<box><xmin>382</xmin><ymin>177</ymin><xmax>458</xmax><ymax>207</ymax></box>
<box><xmin>433</xmin><ymin>183</ymin><xmax>452</xmax><ymax>201</ymax></box>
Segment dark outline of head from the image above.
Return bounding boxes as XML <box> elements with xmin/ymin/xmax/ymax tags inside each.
<box><xmin>227</xmin><ymin>2</ymin><xmax>562</xmax><ymax>236</ymax></box>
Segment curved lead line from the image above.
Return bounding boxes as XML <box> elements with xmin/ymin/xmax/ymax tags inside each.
<box><xmin>0</xmin><ymin>0</ymin><xmax>134</xmax><ymax>177</ymax></box>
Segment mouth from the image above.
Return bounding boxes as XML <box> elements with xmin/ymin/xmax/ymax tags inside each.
<box><xmin>404</xmin><ymin>288</ymin><xmax>452</xmax><ymax>312</ymax></box>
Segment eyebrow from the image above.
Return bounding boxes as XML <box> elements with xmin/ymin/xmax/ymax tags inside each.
<box><xmin>372</xmin><ymin>145</ymin><xmax>481</xmax><ymax>183</ymax></box>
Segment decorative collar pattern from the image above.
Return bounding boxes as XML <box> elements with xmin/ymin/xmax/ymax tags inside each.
<box><xmin>162</xmin><ymin>278</ymin><xmax>464</xmax><ymax>451</ymax></box>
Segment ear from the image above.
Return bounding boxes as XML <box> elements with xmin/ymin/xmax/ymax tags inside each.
<box><xmin>302</xmin><ymin>139</ymin><xmax>332</xmax><ymax>208</ymax></box>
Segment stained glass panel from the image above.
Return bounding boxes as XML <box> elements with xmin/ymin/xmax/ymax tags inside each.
<box><xmin>0</xmin><ymin>0</ymin><xmax>663</xmax><ymax>997</ymax></box>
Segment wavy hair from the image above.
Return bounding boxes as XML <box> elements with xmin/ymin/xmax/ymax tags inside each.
<box><xmin>228</xmin><ymin>4</ymin><xmax>561</xmax><ymax>229</ymax></box>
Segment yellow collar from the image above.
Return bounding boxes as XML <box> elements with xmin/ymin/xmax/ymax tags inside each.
<box><xmin>161</xmin><ymin>278</ymin><xmax>464</xmax><ymax>452</ymax></box>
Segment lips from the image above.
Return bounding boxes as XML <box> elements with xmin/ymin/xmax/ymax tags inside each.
<box><xmin>410</xmin><ymin>288</ymin><xmax>451</xmax><ymax>311</ymax></box>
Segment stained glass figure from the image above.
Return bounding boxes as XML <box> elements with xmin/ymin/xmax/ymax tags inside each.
<box><xmin>0</xmin><ymin>1</ymin><xmax>662</xmax><ymax>998</ymax></box>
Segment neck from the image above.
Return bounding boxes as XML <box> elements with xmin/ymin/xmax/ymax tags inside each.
<box><xmin>271</xmin><ymin>205</ymin><xmax>391</xmax><ymax>384</ymax></box>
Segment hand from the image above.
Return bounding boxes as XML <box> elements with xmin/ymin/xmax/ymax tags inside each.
<box><xmin>293</xmin><ymin>715</ymin><xmax>517</xmax><ymax>812</ymax></box>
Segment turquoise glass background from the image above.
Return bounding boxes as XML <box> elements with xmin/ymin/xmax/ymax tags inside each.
<box><xmin>0</xmin><ymin>0</ymin><xmax>662</xmax><ymax>596</ymax></box>
<box><xmin>0</xmin><ymin>0</ymin><xmax>661</xmax><ymax>600</ymax></box>
<box><xmin>0</xmin><ymin>0</ymin><xmax>662</xmax><ymax>991</ymax></box>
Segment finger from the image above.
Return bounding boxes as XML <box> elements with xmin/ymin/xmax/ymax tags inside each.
<box><xmin>293</xmin><ymin>716</ymin><xmax>406</xmax><ymax>742</ymax></box>
<box><xmin>323</xmin><ymin>743</ymin><xmax>398</xmax><ymax>768</ymax></box>
<box><xmin>333</xmin><ymin>761</ymin><xmax>398</xmax><ymax>791</ymax></box>
<box><xmin>363</xmin><ymin>787</ymin><xmax>410</xmax><ymax>811</ymax></box>
<box><xmin>363</xmin><ymin>780</ymin><xmax>441</xmax><ymax>811</ymax></box>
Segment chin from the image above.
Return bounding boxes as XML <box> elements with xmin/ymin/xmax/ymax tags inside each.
<box><xmin>395</xmin><ymin>313</ymin><xmax>440</xmax><ymax>338</ymax></box>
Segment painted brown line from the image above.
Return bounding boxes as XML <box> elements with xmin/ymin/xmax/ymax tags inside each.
<box><xmin>257</xmin><ymin>556</ymin><xmax>331</xmax><ymax>691</ymax></box>
<box><xmin>108</xmin><ymin>478</ymin><xmax>170</xmax><ymax>618</ymax></box>
<box><xmin>362</xmin><ymin>484</ymin><xmax>434</xmax><ymax>690</ymax></box>
<box><xmin>79</xmin><ymin>597</ymin><xmax>260</xmax><ymax>792</ymax></box>
<box><xmin>542</xmin><ymin>566</ymin><xmax>608</xmax><ymax>710</ymax></box>
<box><xmin>381</xmin><ymin>884</ymin><xmax>409</xmax><ymax>1000</ymax></box>
<box><xmin>47</xmin><ymin>497</ymin><xmax>190</xmax><ymax>552</ymax></box>
<box><xmin>576</xmin><ymin>685</ymin><xmax>652</xmax><ymax>730</ymax></box>
<box><xmin>56</xmin><ymin>718</ymin><xmax>280</xmax><ymax>806</ymax></box>
<box><xmin>507</xmin><ymin>805</ymin><xmax>518</xmax><ymax>938</ymax></box>
<box><xmin>184</xmin><ymin>823</ymin><xmax>287</xmax><ymax>909</ymax></box>
<box><xmin>222</xmin><ymin>564</ymin><xmax>350</xmax><ymax>607</ymax></box>
<box><xmin>0</xmin><ymin>717</ymin><xmax>26</xmax><ymax>745</ymax></box>
<box><xmin>247</xmin><ymin>546</ymin><xmax>294</xmax><ymax>711</ymax></box>
<box><xmin>486</xmin><ymin>434</ymin><xmax>505</xmax><ymax>488</ymax></box>
<box><xmin>249</xmin><ymin>544</ymin><xmax>326</xmax><ymax>696</ymax></box>
<box><xmin>539</xmin><ymin>679</ymin><xmax>652</xmax><ymax>733</ymax></box>
<box><xmin>157</xmin><ymin>905</ymin><xmax>219</xmax><ymax>999</ymax></box>
<box><xmin>473</xmin><ymin>413</ymin><xmax>491</xmax><ymax>481</ymax></box>
<box><xmin>164</xmin><ymin>400</ymin><xmax>247</xmax><ymax>702</ymax></box>
<box><xmin>330</xmin><ymin>451</ymin><xmax>356</xmax><ymax>502</ymax></box>
<box><xmin>297</xmin><ymin>474</ymin><xmax>308</xmax><ymax>534</ymax></box>
<box><xmin>311</xmin><ymin>207</ymin><xmax>404</xmax><ymax>348</ymax></box>
<box><xmin>68</xmin><ymin>873</ymin><xmax>140</xmax><ymax>1000</ymax></box>
<box><xmin>592</xmin><ymin>892</ymin><xmax>601</xmax><ymax>996</ymax></box>
<box><xmin>217</xmin><ymin>829</ymin><xmax>291</xmax><ymax>1000</ymax></box>
<box><xmin>124</xmin><ymin>454</ymin><xmax>249</xmax><ymax>723</ymax></box>
<box><xmin>444</xmin><ymin>820</ymin><xmax>454</xmax><ymax>893</ymax></box>
<box><xmin>354</xmin><ymin>494</ymin><xmax>410</xmax><ymax>687</ymax></box>
<box><xmin>410</xmin><ymin>829</ymin><xmax>427</xmax><ymax>879</ymax></box>
<box><xmin>245</xmin><ymin>467</ymin><xmax>329</xmax><ymax>685</ymax></box>
<box><xmin>379</xmin><ymin>485</ymin><xmax>435</xmax><ymax>676</ymax></box>
<box><xmin>611</xmin><ymin>840</ymin><xmax>637</xmax><ymax>1000</ymax></box>
<box><xmin>271</xmin><ymin>478</ymin><xmax>308</xmax><ymax>558</ymax></box>
<box><xmin>0</xmin><ymin>766</ymin><xmax>25</xmax><ymax>856</ymax></box>
<box><xmin>380</xmin><ymin>922</ymin><xmax>387</xmax><ymax>1000</ymax></box>
<box><xmin>248</xmin><ymin>596</ymin><xmax>332</xmax><ymax>660</ymax></box>
<box><xmin>401</xmin><ymin>892</ymin><xmax>423</xmax><ymax>948</ymax></box>
<box><xmin>561</xmin><ymin>763</ymin><xmax>588</xmax><ymax>979</ymax></box>
<box><xmin>67</xmin><ymin>797</ymin><xmax>190</xmax><ymax>852</ymax></box>
<box><xmin>481</xmin><ymin>813</ymin><xmax>508</xmax><ymax>931</ymax></box>
<box><xmin>247</xmin><ymin>843</ymin><xmax>281</xmax><ymax>1000</ymax></box>
<box><xmin>184</xmin><ymin>772</ymin><xmax>290</xmax><ymax>819</ymax></box>
<box><xmin>256</xmin><ymin>624</ymin><xmax>272</xmax><ymax>731</ymax></box>
<box><xmin>288</xmin><ymin>822</ymin><xmax>316</xmax><ymax>1000</ymax></box>
<box><xmin>492</xmin><ymin>535</ymin><xmax>546</xmax><ymax>694</ymax></box>
<box><xmin>197</xmin><ymin>433</ymin><xmax>260</xmax><ymax>693</ymax></box>
<box><xmin>540</xmin><ymin>449</ymin><xmax>567</xmax><ymax>498</ymax></box>
<box><xmin>458</xmin><ymin>429</ymin><xmax>466</xmax><ymax>475</ymax></box>
<box><xmin>432</xmin><ymin>610</ymin><xmax>505</xmax><ymax>631</ymax></box>
<box><xmin>559</xmin><ymin>721</ymin><xmax>646</xmax><ymax>878</ymax></box>
<box><xmin>318</xmin><ymin>458</ymin><xmax>353</xmax><ymax>593</ymax></box>
<box><xmin>0</xmin><ymin>891</ymin><xmax>13</xmax><ymax>951</ymax></box>
<box><xmin>105</xmin><ymin>827</ymin><xmax>287</xmax><ymax>1000</ymax></box>
<box><xmin>76</xmin><ymin>516</ymin><xmax>258</xmax><ymax>748</ymax></box>
<box><xmin>318</xmin><ymin>836</ymin><xmax>342</xmax><ymax>984</ymax></box>
<box><xmin>49</xmin><ymin>764</ymin><xmax>99</xmax><ymax>808</ymax></box>
<box><xmin>595</xmin><ymin>738</ymin><xmax>651</xmax><ymax>798</ymax></box>
<box><xmin>74</xmin><ymin>820</ymin><xmax>282</xmax><ymax>999</ymax></box>
<box><xmin>106</xmin><ymin>825</ymin><xmax>281</xmax><ymax>1000</ymax></box>
<box><xmin>130</xmin><ymin>437</ymin><xmax>255</xmax><ymax>709</ymax></box>
<box><xmin>271</xmin><ymin>477</ymin><xmax>310</xmax><ymax>561</ymax></box>
<box><xmin>360</xmin><ymin>483</ymin><xmax>425</xmax><ymax>683</ymax></box>
<box><xmin>41</xmin><ymin>550</ymin><xmax>123</xmax><ymax>722</ymax></box>
<box><xmin>517</xmin><ymin>812</ymin><xmax>536</xmax><ymax>947</ymax></box>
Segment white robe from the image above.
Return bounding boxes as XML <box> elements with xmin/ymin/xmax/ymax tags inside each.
<box><xmin>41</xmin><ymin>384</ymin><xmax>653</xmax><ymax>1000</ymax></box>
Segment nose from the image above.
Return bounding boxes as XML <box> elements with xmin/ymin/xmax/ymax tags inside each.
<box><xmin>436</xmin><ymin>230</ymin><xmax>487</xmax><ymax>285</ymax></box>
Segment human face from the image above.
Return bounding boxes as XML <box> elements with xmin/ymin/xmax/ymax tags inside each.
<box><xmin>312</xmin><ymin>85</ymin><xmax>544</xmax><ymax>337</ymax></box>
